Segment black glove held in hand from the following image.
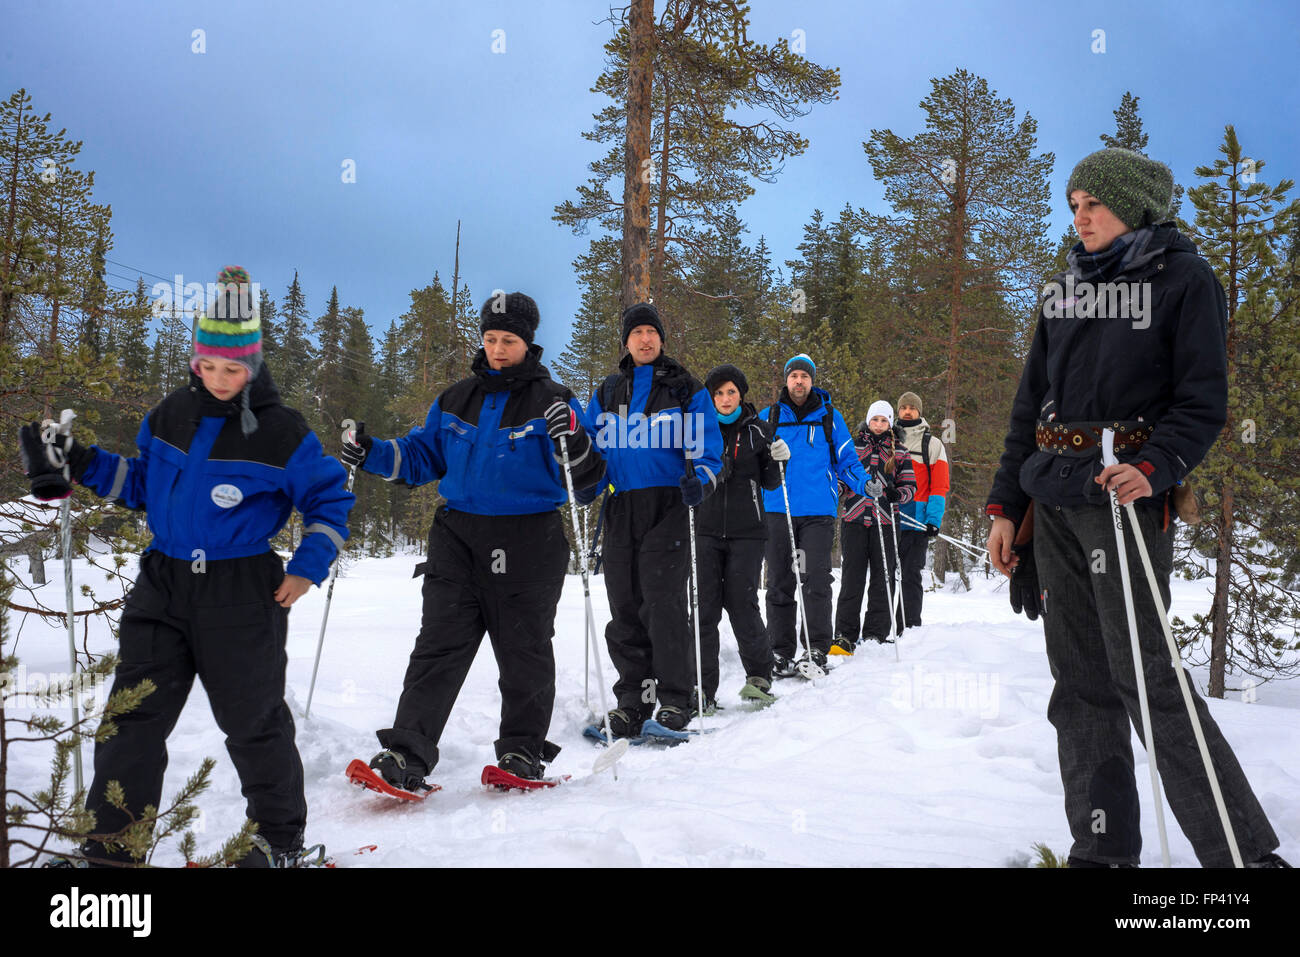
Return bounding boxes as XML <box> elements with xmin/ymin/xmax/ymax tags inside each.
<box><xmin>341</xmin><ymin>421</ymin><xmax>372</xmax><ymax>469</ymax></box>
<box><xmin>680</xmin><ymin>473</ymin><xmax>705</xmax><ymax>507</ymax></box>
<box><xmin>544</xmin><ymin>399</ymin><xmax>579</xmax><ymax>440</ymax></box>
<box><xmin>883</xmin><ymin>477</ymin><xmax>902</xmax><ymax>503</ymax></box>
<box><xmin>19</xmin><ymin>422</ymin><xmax>94</xmax><ymax>501</ymax></box>
<box><xmin>1008</xmin><ymin>542</ymin><xmax>1042</xmax><ymax>621</ymax></box>
<box><xmin>925</xmin><ymin>523</ymin><xmax>940</xmax><ymax>538</ymax></box>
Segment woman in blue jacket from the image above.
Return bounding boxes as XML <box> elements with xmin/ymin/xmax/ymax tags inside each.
<box><xmin>342</xmin><ymin>293</ymin><xmax>604</xmax><ymax>787</ymax></box>
<box><xmin>20</xmin><ymin>266</ymin><xmax>354</xmax><ymax>868</ymax></box>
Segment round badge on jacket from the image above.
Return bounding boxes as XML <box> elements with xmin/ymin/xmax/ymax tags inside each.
<box><xmin>210</xmin><ymin>483</ymin><xmax>244</xmax><ymax>508</ymax></box>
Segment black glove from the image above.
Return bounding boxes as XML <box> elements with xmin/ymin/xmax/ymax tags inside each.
<box><xmin>883</xmin><ymin>476</ymin><xmax>902</xmax><ymax>503</ymax></box>
<box><xmin>1008</xmin><ymin>542</ymin><xmax>1042</xmax><ymax>621</ymax></box>
<box><xmin>19</xmin><ymin>422</ymin><xmax>94</xmax><ymax>501</ymax></box>
<box><xmin>341</xmin><ymin>421</ymin><xmax>372</xmax><ymax>469</ymax></box>
<box><xmin>574</xmin><ymin>483</ymin><xmax>601</xmax><ymax>506</ymax></box>
<box><xmin>925</xmin><ymin>523</ymin><xmax>940</xmax><ymax>538</ymax></box>
<box><xmin>544</xmin><ymin>399</ymin><xmax>579</xmax><ymax>440</ymax></box>
<box><xmin>680</xmin><ymin>473</ymin><xmax>705</xmax><ymax>507</ymax></box>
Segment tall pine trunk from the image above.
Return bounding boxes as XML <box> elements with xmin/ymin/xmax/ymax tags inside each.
<box><xmin>621</xmin><ymin>0</ymin><xmax>653</xmax><ymax>308</ymax></box>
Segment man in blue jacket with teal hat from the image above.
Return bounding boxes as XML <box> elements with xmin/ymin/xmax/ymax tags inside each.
<box><xmin>761</xmin><ymin>353</ymin><xmax>871</xmax><ymax>677</ymax></box>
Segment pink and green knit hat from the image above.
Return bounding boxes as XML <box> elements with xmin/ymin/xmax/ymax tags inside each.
<box><xmin>190</xmin><ymin>265</ymin><xmax>263</xmax><ymax>374</ymax></box>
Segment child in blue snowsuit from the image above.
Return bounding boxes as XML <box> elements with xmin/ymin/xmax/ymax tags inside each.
<box><xmin>19</xmin><ymin>267</ymin><xmax>354</xmax><ymax>867</ymax></box>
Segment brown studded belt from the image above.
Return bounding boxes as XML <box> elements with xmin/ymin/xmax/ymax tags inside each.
<box><xmin>1035</xmin><ymin>420</ymin><xmax>1152</xmax><ymax>456</ymax></box>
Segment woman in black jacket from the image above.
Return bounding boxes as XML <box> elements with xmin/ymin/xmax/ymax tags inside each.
<box><xmin>986</xmin><ymin>148</ymin><xmax>1287</xmax><ymax>868</ymax></box>
<box><xmin>694</xmin><ymin>365</ymin><xmax>783</xmax><ymax>709</ymax></box>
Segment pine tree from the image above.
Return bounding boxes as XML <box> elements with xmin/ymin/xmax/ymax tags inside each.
<box><xmin>864</xmin><ymin>69</ymin><xmax>1055</xmax><ymax>584</ymax></box>
<box><xmin>553</xmin><ymin>236</ymin><xmax>624</xmax><ymax>399</ymax></box>
<box><xmin>556</xmin><ymin>1</ymin><xmax>840</xmax><ymax>308</ymax></box>
<box><xmin>278</xmin><ymin>271</ymin><xmax>314</xmax><ymax>405</ymax></box>
<box><xmin>0</xmin><ymin>89</ymin><xmax>62</xmax><ymax>344</ymax></box>
<box><xmin>1174</xmin><ymin>126</ymin><xmax>1300</xmax><ymax>695</ymax></box>
<box><xmin>257</xmin><ymin>286</ymin><xmax>279</xmax><ymax>370</ymax></box>
<box><xmin>311</xmin><ymin>285</ymin><xmax>345</xmax><ymax>429</ymax></box>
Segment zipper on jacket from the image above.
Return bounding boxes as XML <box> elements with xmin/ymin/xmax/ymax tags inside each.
<box><xmin>750</xmin><ymin>479</ymin><xmax>761</xmax><ymax>522</ymax></box>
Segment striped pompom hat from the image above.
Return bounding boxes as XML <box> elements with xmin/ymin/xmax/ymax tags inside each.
<box><xmin>190</xmin><ymin>265</ymin><xmax>262</xmax><ymax>375</ymax></box>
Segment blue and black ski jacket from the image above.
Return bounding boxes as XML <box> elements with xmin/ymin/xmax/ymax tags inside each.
<box><xmin>79</xmin><ymin>367</ymin><xmax>354</xmax><ymax>585</ymax></box>
<box><xmin>759</xmin><ymin>387</ymin><xmax>869</xmax><ymax>517</ymax></box>
<box><xmin>361</xmin><ymin>346</ymin><xmax>604</xmax><ymax>514</ymax></box>
<box><xmin>583</xmin><ymin>352</ymin><xmax>724</xmax><ymax>497</ymax></box>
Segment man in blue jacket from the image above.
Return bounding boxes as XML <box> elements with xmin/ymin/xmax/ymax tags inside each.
<box><xmin>761</xmin><ymin>354</ymin><xmax>870</xmax><ymax>676</ymax></box>
<box><xmin>584</xmin><ymin>303</ymin><xmax>724</xmax><ymax>735</ymax></box>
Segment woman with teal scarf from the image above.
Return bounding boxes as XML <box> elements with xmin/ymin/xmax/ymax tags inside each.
<box><xmin>692</xmin><ymin>365</ymin><xmax>784</xmax><ymax>709</ymax></box>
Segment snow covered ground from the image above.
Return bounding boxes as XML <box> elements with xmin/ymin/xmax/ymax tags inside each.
<box><xmin>5</xmin><ymin>548</ymin><xmax>1297</xmax><ymax>867</ymax></box>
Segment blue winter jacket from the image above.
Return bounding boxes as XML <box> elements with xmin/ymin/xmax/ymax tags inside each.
<box><xmin>362</xmin><ymin>347</ymin><xmax>605</xmax><ymax>514</ymax></box>
<box><xmin>760</xmin><ymin>387</ymin><xmax>869</xmax><ymax>517</ymax></box>
<box><xmin>583</xmin><ymin>353</ymin><xmax>724</xmax><ymax>496</ymax></box>
<box><xmin>78</xmin><ymin>368</ymin><xmax>353</xmax><ymax>585</ymax></box>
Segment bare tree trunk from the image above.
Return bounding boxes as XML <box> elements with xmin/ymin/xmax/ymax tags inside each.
<box><xmin>621</xmin><ymin>0</ymin><xmax>654</xmax><ymax>309</ymax></box>
<box><xmin>653</xmin><ymin>75</ymin><xmax>671</xmax><ymax>303</ymax></box>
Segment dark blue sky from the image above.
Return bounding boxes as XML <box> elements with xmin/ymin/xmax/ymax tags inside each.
<box><xmin>5</xmin><ymin>0</ymin><xmax>1297</xmax><ymax>363</ymax></box>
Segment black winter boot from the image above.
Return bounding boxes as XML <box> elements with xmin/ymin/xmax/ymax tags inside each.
<box><xmin>369</xmin><ymin>748</ymin><xmax>429</xmax><ymax>791</ymax></box>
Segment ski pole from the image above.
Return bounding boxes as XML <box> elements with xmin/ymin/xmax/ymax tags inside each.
<box><xmin>778</xmin><ymin>463</ymin><xmax>822</xmax><ymax>680</ymax></box>
<box><xmin>42</xmin><ymin>410</ymin><xmax>83</xmax><ymax>796</ymax></box>
<box><xmin>888</xmin><ymin>502</ymin><xmax>906</xmax><ymax>647</ymax></box>
<box><xmin>578</xmin><ymin>504</ymin><xmax>590</xmax><ymax>715</ymax></box>
<box><xmin>1102</xmin><ymin>430</ymin><xmax>1241</xmax><ymax>867</ymax></box>
<box><xmin>872</xmin><ymin>499</ymin><xmax>900</xmax><ymax>661</ymax></box>
<box><xmin>559</xmin><ymin>432</ymin><xmax>626</xmax><ymax>775</ymax></box>
<box><xmin>1098</xmin><ymin>429</ymin><xmax>1171</xmax><ymax>867</ymax></box>
<box><xmin>305</xmin><ymin>420</ymin><xmax>360</xmax><ymax>720</ymax></box>
<box><xmin>684</xmin><ymin>457</ymin><xmax>707</xmax><ymax>733</ymax></box>
<box><xmin>897</xmin><ymin>512</ymin><xmax>990</xmax><ymax>566</ymax></box>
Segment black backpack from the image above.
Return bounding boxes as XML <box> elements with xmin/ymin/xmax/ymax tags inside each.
<box><xmin>767</xmin><ymin>395</ymin><xmax>838</xmax><ymax>466</ymax></box>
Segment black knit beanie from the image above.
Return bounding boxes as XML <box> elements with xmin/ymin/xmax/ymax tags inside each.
<box><xmin>480</xmin><ymin>291</ymin><xmax>540</xmax><ymax>344</ymax></box>
<box><xmin>621</xmin><ymin>302</ymin><xmax>665</xmax><ymax>344</ymax></box>
<box><xmin>1066</xmin><ymin>148</ymin><xmax>1175</xmax><ymax>229</ymax></box>
<box><xmin>706</xmin><ymin>364</ymin><xmax>749</xmax><ymax>398</ymax></box>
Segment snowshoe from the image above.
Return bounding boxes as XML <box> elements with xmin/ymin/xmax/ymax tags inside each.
<box><xmin>482</xmin><ymin>759</ymin><xmax>570</xmax><ymax>791</ymax></box>
<box><xmin>497</xmin><ymin>751</ymin><xmax>545</xmax><ymax>781</ymax></box>
<box><xmin>796</xmin><ymin>649</ymin><xmax>827</xmax><ymax>680</ymax></box>
<box><xmin>345</xmin><ymin>757</ymin><xmax>439</xmax><ymax>802</ymax></box>
<box><xmin>689</xmin><ymin>690</ymin><xmax>721</xmax><ymax>718</ymax></box>
<box><xmin>370</xmin><ymin>748</ymin><xmax>429</xmax><ymax>792</ymax></box>
<box><xmin>739</xmin><ymin>675</ymin><xmax>776</xmax><ymax>707</ymax></box>
<box><xmin>236</xmin><ymin>834</ymin><xmax>328</xmax><ymax>869</ymax></box>
<box><xmin>604</xmin><ymin>706</ymin><xmax>649</xmax><ymax>739</ymax></box>
<box><xmin>829</xmin><ymin>636</ymin><xmax>856</xmax><ymax>656</ymax></box>
<box><xmin>654</xmin><ymin>705</ymin><xmax>691</xmax><ymax>732</ymax></box>
<box><xmin>772</xmin><ymin>654</ymin><xmax>800</xmax><ymax>679</ymax></box>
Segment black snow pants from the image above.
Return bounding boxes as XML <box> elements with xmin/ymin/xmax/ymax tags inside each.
<box><xmin>379</xmin><ymin>507</ymin><xmax>569</xmax><ymax>771</ymax></box>
<box><xmin>695</xmin><ymin>534</ymin><xmax>770</xmax><ymax>697</ymax></box>
<box><xmin>86</xmin><ymin>550</ymin><xmax>304</xmax><ymax>857</ymax></box>
<box><xmin>897</xmin><ymin>527</ymin><xmax>929</xmax><ymax>628</ymax></box>
<box><xmin>836</xmin><ymin>518</ymin><xmax>904</xmax><ymax>642</ymax></box>
<box><xmin>601</xmin><ymin>487</ymin><xmax>695</xmax><ymax>711</ymax></box>
<box><xmin>1036</xmin><ymin>500</ymin><xmax>1279</xmax><ymax>866</ymax></box>
<box><xmin>764</xmin><ymin>513</ymin><xmax>835</xmax><ymax>658</ymax></box>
